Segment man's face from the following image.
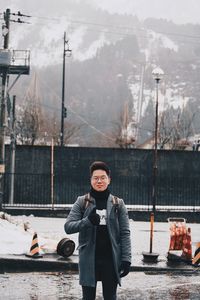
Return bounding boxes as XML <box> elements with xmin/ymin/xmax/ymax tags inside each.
<box><xmin>91</xmin><ymin>169</ymin><xmax>111</xmax><ymax>192</ymax></box>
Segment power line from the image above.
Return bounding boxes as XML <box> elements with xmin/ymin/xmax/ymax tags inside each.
<box><xmin>30</xmin><ymin>15</ymin><xmax>60</xmax><ymax>21</ymax></box>
<box><xmin>11</xmin><ymin>11</ymin><xmax>31</xmax><ymax>18</ymax></box>
<box><xmin>6</xmin><ymin>11</ymin><xmax>200</xmax><ymax>41</ymax></box>
<box><xmin>2</xmin><ymin>11</ymin><xmax>200</xmax><ymax>47</ymax></box>
<box><xmin>2</xmin><ymin>8</ymin><xmax>200</xmax><ymax>41</ymax></box>
<box><xmin>10</xmin><ymin>19</ymin><xmax>31</xmax><ymax>24</ymax></box>
<box><xmin>27</xmin><ymin>14</ymin><xmax>200</xmax><ymax>39</ymax></box>
<box><xmin>19</xmin><ymin>74</ymin><xmax>116</xmax><ymax>141</ymax></box>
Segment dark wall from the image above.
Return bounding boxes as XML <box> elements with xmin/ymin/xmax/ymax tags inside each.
<box><xmin>4</xmin><ymin>145</ymin><xmax>200</xmax><ymax>206</ymax></box>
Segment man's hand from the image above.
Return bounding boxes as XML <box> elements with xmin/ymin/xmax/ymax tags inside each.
<box><xmin>119</xmin><ymin>261</ymin><xmax>131</xmax><ymax>277</ymax></box>
<box><xmin>88</xmin><ymin>207</ymin><xmax>100</xmax><ymax>226</ymax></box>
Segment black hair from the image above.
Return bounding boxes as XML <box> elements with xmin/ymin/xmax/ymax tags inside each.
<box><xmin>90</xmin><ymin>161</ymin><xmax>111</xmax><ymax>177</ymax></box>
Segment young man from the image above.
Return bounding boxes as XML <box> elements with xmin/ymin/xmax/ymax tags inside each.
<box><xmin>64</xmin><ymin>161</ymin><xmax>131</xmax><ymax>300</ymax></box>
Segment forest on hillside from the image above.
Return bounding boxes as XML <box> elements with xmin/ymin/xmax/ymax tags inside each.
<box><xmin>9</xmin><ymin>12</ymin><xmax>200</xmax><ymax>148</ymax></box>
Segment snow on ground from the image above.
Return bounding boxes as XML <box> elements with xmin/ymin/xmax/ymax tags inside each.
<box><xmin>1</xmin><ymin>211</ymin><xmax>200</xmax><ymax>262</ymax></box>
<box><xmin>0</xmin><ymin>212</ymin><xmax>64</xmax><ymax>255</ymax></box>
<box><xmin>0</xmin><ymin>215</ymin><xmax>31</xmax><ymax>254</ymax></box>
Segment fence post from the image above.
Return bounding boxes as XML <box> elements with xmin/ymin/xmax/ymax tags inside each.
<box><xmin>51</xmin><ymin>138</ymin><xmax>54</xmax><ymax>209</ymax></box>
<box><xmin>9</xmin><ymin>95</ymin><xmax>16</xmax><ymax>205</ymax></box>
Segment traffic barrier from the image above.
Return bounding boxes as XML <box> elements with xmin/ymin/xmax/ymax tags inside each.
<box><xmin>168</xmin><ymin>218</ymin><xmax>186</xmax><ymax>251</ymax></box>
<box><xmin>192</xmin><ymin>242</ymin><xmax>200</xmax><ymax>266</ymax></box>
<box><xmin>167</xmin><ymin>218</ymin><xmax>193</xmax><ymax>263</ymax></box>
<box><xmin>181</xmin><ymin>227</ymin><xmax>192</xmax><ymax>261</ymax></box>
<box><xmin>26</xmin><ymin>232</ymin><xmax>43</xmax><ymax>258</ymax></box>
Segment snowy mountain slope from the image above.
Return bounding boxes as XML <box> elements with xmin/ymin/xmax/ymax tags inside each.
<box><xmin>1</xmin><ymin>2</ymin><xmax>200</xmax><ymax>146</ymax></box>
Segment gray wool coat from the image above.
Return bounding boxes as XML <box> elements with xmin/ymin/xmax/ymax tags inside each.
<box><xmin>64</xmin><ymin>194</ymin><xmax>131</xmax><ymax>287</ymax></box>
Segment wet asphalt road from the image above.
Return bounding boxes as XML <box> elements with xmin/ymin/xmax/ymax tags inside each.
<box><xmin>1</xmin><ymin>271</ymin><xmax>200</xmax><ymax>299</ymax></box>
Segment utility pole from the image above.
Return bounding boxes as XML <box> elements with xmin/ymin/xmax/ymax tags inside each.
<box><xmin>0</xmin><ymin>8</ymin><xmax>30</xmax><ymax>209</ymax></box>
<box><xmin>3</xmin><ymin>9</ymin><xmax>10</xmax><ymax>49</ymax></box>
<box><xmin>0</xmin><ymin>9</ymin><xmax>10</xmax><ymax>209</ymax></box>
<box><xmin>60</xmin><ymin>32</ymin><xmax>72</xmax><ymax>147</ymax></box>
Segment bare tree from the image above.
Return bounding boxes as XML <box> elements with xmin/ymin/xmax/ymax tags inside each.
<box><xmin>159</xmin><ymin>110</ymin><xmax>175</xmax><ymax>149</ymax></box>
<box><xmin>15</xmin><ymin>107</ymin><xmax>40</xmax><ymax>145</ymax></box>
<box><xmin>38</xmin><ymin>113</ymin><xmax>84</xmax><ymax>146</ymax></box>
<box><xmin>158</xmin><ymin>108</ymin><xmax>195</xmax><ymax>150</ymax></box>
<box><xmin>63</xmin><ymin>122</ymin><xmax>83</xmax><ymax>145</ymax></box>
<box><xmin>112</xmin><ymin>102</ymin><xmax>136</xmax><ymax>148</ymax></box>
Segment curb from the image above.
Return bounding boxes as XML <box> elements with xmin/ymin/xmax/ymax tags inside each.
<box><xmin>0</xmin><ymin>255</ymin><xmax>78</xmax><ymax>273</ymax></box>
<box><xmin>1</xmin><ymin>255</ymin><xmax>200</xmax><ymax>274</ymax></box>
<box><xmin>131</xmin><ymin>265</ymin><xmax>200</xmax><ymax>273</ymax></box>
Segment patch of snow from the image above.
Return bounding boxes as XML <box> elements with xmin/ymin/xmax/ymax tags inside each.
<box><xmin>75</xmin><ymin>33</ymin><xmax>108</xmax><ymax>61</ymax></box>
<box><xmin>164</xmin><ymin>88</ymin><xmax>189</xmax><ymax>110</ymax></box>
<box><xmin>191</xmin><ymin>64</ymin><xmax>197</xmax><ymax>70</ymax></box>
<box><xmin>143</xmin><ymin>29</ymin><xmax>178</xmax><ymax>63</ymax></box>
<box><xmin>0</xmin><ymin>215</ymin><xmax>32</xmax><ymax>254</ymax></box>
<box><xmin>160</xmin><ymin>34</ymin><xmax>178</xmax><ymax>52</ymax></box>
<box><xmin>0</xmin><ymin>213</ymin><xmax>64</xmax><ymax>255</ymax></box>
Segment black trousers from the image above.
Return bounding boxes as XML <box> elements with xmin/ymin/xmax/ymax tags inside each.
<box><xmin>82</xmin><ymin>258</ymin><xmax>118</xmax><ymax>300</ymax></box>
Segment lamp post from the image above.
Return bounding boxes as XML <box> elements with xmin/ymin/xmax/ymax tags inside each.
<box><xmin>142</xmin><ymin>67</ymin><xmax>164</xmax><ymax>263</ymax></box>
<box><xmin>60</xmin><ymin>32</ymin><xmax>72</xmax><ymax>147</ymax></box>
<box><xmin>151</xmin><ymin>67</ymin><xmax>164</xmax><ymax>213</ymax></box>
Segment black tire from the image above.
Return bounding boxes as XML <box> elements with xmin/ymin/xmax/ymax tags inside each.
<box><xmin>57</xmin><ymin>238</ymin><xmax>75</xmax><ymax>257</ymax></box>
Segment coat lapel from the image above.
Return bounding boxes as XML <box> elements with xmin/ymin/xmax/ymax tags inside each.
<box><xmin>107</xmin><ymin>194</ymin><xmax>113</xmax><ymax>216</ymax></box>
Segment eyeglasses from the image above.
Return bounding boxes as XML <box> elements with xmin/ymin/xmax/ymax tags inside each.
<box><xmin>91</xmin><ymin>176</ymin><xmax>108</xmax><ymax>182</ymax></box>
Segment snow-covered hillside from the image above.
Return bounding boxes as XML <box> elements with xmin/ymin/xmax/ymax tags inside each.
<box><xmin>1</xmin><ymin>1</ymin><xmax>200</xmax><ymax>147</ymax></box>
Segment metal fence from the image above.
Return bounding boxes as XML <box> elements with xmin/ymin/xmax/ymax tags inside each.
<box><xmin>3</xmin><ymin>172</ymin><xmax>200</xmax><ymax>212</ymax></box>
<box><xmin>4</xmin><ymin>173</ymin><xmax>51</xmax><ymax>206</ymax></box>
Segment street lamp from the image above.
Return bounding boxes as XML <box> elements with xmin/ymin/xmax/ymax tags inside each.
<box><xmin>151</xmin><ymin>67</ymin><xmax>164</xmax><ymax>213</ymax></box>
<box><xmin>60</xmin><ymin>32</ymin><xmax>72</xmax><ymax>147</ymax></box>
<box><xmin>142</xmin><ymin>67</ymin><xmax>164</xmax><ymax>263</ymax></box>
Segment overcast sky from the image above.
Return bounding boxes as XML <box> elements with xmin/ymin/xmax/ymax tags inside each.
<box><xmin>91</xmin><ymin>0</ymin><xmax>200</xmax><ymax>24</ymax></box>
<box><xmin>1</xmin><ymin>0</ymin><xmax>200</xmax><ymax>25</ymax></box>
